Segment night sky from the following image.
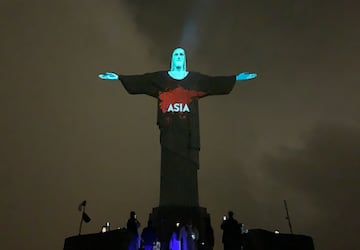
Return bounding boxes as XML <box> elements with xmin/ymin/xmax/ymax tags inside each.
<box><xmin>1</xmin><ymin>1</ymin><xmax>360</xmax><ymax>250</ymax></box>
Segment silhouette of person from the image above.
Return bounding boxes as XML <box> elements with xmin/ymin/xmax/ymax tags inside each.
<box><xmin>180</xmin><ymin>219</ymin><xmax>199</xmax><ymax>250</ymax></box>
<box><xmin>221</xmin><ymin>211</ymin><xmax>241</xmax><ymax>250</ymax></box>
<box><xmin>169</xmin><ymin>222</ymin><xmax>181</xmax><ymax>250</ymax></box>
<box><xmin>141</xmin><ymin>220</ymin><xmax>157</xmax><ymax>250</ymax></box>
<box><xmin>127</xmin><ymin>211</ymin><xmax>141</xmax><ymax>250</ymax></box>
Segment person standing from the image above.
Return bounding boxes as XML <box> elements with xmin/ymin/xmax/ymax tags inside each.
<box><xmin>127</xmin><ymin>211</ymin><xmax>141</xmax><ymax>250</ymax></box>
<box><xmin>221</xmin><ymin>211</ymin><xmax>240</xmax><ymax>250</ymax></box>
<box><xmin>141</xmin><ymin>220</ymin><xmax>157</xmax><ymax>250</ymax></box>
<box><xmin>180</xmin><ymin>220</ymin><xmax>199</xmax><ymax>250</ymax></box>
<box><xmin>169</xmin><ymin>222</ymin><xmax>182</xmax><ymax>250</ymax></box>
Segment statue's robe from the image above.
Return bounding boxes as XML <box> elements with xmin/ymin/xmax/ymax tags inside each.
<box><xmin>119</xmin><ymin>71</ymin><xmax>236</xmax><ymax>206</ymax></box>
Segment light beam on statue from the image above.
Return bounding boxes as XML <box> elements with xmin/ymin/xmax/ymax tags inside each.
<box><xmin>179</xmin><ymin>0</ymin><xmax>218</xmax><ymax>53</ymax></box>
<box><xmin>180</xmin><ymin>21</ymin><xmax>198</xmax><ymax>53</ymax></box>
<box><xmin>98</xmin><ymin>47</ymin><xmax>257</xmax><ymax>207</ymax></box>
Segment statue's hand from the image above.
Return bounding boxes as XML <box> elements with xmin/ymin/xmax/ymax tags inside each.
<box><xmin>236</xmin><ymin>72</ymin><xmax>257</xmax><ymax>81</ymax></box>
<box><xmin>98</xmin><ymin>72</ymin><xmax>119</xmax><ymax>80</ymax></box>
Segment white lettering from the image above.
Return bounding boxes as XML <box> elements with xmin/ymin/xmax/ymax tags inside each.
<box><xmin>167</xmin><ymin>104</ymin><xmax>174</xmax><ymax>112</ymax></box>
<box><xmin>174</xmin><ymin>103</ymin><xmax>180</xmax><ymax>112</ymax></box>
<box><xmin>166</xmin><ymin>103</ymin><xmax>191</xmax><ymax>113</ymax></box>
<box><xmin>183</xmin><ymin>104</ymin><xmax>190</xmax><ymax>112</ymax></box>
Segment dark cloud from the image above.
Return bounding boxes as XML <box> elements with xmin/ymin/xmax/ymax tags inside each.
<box><xmin>261</xmin><ymin>123</ymin><xmax>360</xmax><ymax>250</ymax></box>
<box><xmin>123</xmin><ymin>1</ymin><xmax>360</xmax><ymax>74</ymax></box>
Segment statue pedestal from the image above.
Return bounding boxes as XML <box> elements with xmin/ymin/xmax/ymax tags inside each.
<box><xmin>149</xmin><ymin>206</ymin><xmax>213</xmax><ymax>250</ymax></box>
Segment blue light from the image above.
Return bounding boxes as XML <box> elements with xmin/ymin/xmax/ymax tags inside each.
<box><xmin>98</xmin><ymin>72</ymin><xmax>118</xmax><ymax>80</ymax></box>
<box><xmin>236</xmin><ymin>72</ymin><xmax>257</xmax><ymax>81</ymax></box>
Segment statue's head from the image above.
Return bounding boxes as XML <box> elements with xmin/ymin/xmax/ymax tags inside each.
<box><xmin>170</xmin><ymin>47</ymin><xmax>187</xmax><ymax>71</ymax></box>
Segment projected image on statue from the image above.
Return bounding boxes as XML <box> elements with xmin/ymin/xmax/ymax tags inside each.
<box><xmin>98</xmin><ymin>47</ymin><xmax>257</xmax><ymax>207</ymax></box>
<box><xmin>159</xmin><ymin>87</ymin><xmax>205</xmax><ymax>114</ymax></box>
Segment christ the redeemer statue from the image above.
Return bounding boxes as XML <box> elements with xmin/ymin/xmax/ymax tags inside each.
<box><xmin>99</xmin><ymin>48</ymin><xmax>257</xmax><ymax>207</ymax></box>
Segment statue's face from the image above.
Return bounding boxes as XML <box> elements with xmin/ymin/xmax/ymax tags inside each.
<box><xmin>171</xmin><ymin>48</ymin><xmax>186</xmax><ymax>70</ymax></box>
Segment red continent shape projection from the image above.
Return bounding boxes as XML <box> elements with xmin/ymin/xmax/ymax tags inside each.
<box><xmin>159</xmin><ymin>87</ymin><xmax>206</xmax><ymax>113</ymax></box>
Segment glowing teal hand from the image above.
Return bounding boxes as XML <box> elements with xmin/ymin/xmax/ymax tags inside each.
<box><xmin>98</xmin><ymin>72</ymin><xmax>119</xmax><ymax>80</ymax></box>
<box><xmin>236</xmin><ymin>72</ymin><xmax>257</xmax><ymax>81</ymax></box>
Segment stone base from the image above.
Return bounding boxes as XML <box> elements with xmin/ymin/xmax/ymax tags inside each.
<box><xmin>149</xmin><ymin>206</ymin><xmax>214</xmax><ymax>250</ymax></box>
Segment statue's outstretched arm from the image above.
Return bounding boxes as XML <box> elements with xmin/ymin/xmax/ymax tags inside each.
<box><xmin>98</xmin><ymin>72</ymin><xmax>119</xmax><ymax>80</ymax></box>
<box><xmin>236</xmin><ymin>72</ymin><xmax>257</xmax><ymax>81</ymax></box>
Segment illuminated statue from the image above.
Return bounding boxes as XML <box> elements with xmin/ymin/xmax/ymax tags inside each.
<box><xmin>98</xmin><ymin>48</ymin><xmax>257</xmax><ymax>207</ymax></box>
